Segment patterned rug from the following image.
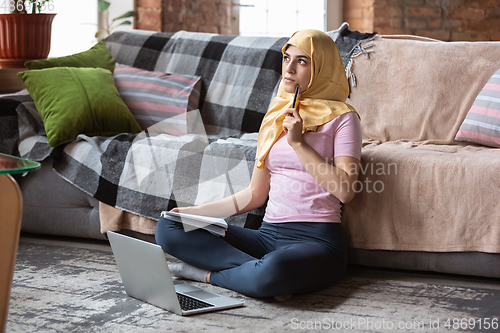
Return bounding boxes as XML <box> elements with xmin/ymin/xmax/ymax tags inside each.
<box><xmin>7</xmin><ymin>239</ymin><xmax>500</xmax><ymax>332</ymax></box>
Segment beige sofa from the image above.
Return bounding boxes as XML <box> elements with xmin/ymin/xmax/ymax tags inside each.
<box><xmin>9</xmin><ymin>29</ymin><xmax>500</xmax><ymax>279</ymax></box>
<box><xmin>342</xmin><ymin>35</ymin><xmax>500</xmax><ymax>278</ymax></box>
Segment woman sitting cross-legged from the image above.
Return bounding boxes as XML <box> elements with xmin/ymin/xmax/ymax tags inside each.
<box><xmin>155</xmin><ymin>29</ymin><xmax>362</xmax><ymax>299</ymax></box>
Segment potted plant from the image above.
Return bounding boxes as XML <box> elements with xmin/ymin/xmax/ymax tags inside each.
<box><xmin>0</xmin><ymin>1</ymin><xmax>56</xmax><ymax>68</ymax></box>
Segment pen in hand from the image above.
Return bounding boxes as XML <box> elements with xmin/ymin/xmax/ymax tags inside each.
<box><xmin>289</xmin><ymin>84</ymin><xmax>299</xmax><ymax>116</ymax></box>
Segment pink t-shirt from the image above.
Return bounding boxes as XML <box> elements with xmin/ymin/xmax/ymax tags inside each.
<box><xmin>263</xmin><ymin>111</ymin><xmax>362</xmax><ymax>223</ymax></box>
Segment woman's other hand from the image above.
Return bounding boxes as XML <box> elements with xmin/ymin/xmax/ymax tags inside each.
<box><xmin>282</xmin><ymin>107</ymin><xmax>304</xmax><ymax>149</ymax></box>
<box><xmin>170</xmin><ymin>206</ymin><xmax>197</xmax><ymax>215</ymax></box>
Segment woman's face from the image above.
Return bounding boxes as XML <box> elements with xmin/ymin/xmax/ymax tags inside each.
<box><xmin>282</xmin><ymin>45</ymin><xmax>311</xmax><ymax>94</ymax></box>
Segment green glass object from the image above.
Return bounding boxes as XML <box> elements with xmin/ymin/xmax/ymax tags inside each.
<box><xmin>0</xmin><ymin>153</ymin><xmax>41</xmax><ymax>175</ymax></box>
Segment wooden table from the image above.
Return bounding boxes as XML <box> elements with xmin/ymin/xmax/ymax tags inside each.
<box><xmin>0</xmin><ymin>68</ymin><xmax>26</xmax><ymax>94</ymax></box>
<box><xmin>0</xmin><ymin>153</ymin><xmax>40</xmax><ymax>333</ymax></box>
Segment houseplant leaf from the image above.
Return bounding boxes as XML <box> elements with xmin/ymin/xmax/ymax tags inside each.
<box><xmin>112</xmin><ymin>11</ymin><xmax>135</xmax><ymax>22</ymax></box>
<box><xmin>98</xmin><ymin>0</ymin><xmax>111</xmax><ymax>12</ymax></box>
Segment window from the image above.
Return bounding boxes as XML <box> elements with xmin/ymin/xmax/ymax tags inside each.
<box><xmin>238</xmin><ymin>0</ymin><xmax>326</xmax><ymax>37</ymax></box>
<box><xmin>49</xmin><ymin>0</ymin><xmax>98</xmax><ymax>57</ymax></box>
<box><xmin>50</xmin><ymin>0</ymin><xmax>134</xmax><ymax>57</ymax></box>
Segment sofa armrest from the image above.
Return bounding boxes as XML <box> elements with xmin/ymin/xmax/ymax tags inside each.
<box><xmin>0</xmin><ymin>96</ymin><xmax>23</xmax><ymax>156</ymax></box>
<box><xmin>20</xmin><ymin>157</ymin><xmax>104</xmax><ymax>240</ymax></box>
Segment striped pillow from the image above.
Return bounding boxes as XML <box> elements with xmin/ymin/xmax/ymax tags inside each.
<box><xmin>455</xmin><ymin>69</ymin><xmax>500</xmax><ymax>148</ymax></box>
<box><xmin>113</xmin><ymin>64</ymin><xmax>201</xmax><ymax>130</ymax></box>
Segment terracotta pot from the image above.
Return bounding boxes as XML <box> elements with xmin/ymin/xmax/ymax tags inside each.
<box><xmin>0</xmin><ymin>13</ymin><xmax>56</xmax><ymax>68</ymax></box>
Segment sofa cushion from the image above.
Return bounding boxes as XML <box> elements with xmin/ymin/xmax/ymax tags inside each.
<box><xmin>341</xmin><ymin>140</ymin><xmax>500</xmax><ymax>253</ymax></box>
<box><xmin>347</xmin><ymin>36</ymin><xmax>500</xmax><ymax>144</ymax></box>
<box><xmin>454</xmin><ymin>68</ymin><xmax>500</xmax><ymax>148</ymax></box>
<box><xmin>113</xmin><ymin>64</ymin><xmax>201</xmax><ymax>131</ymax></box>
<box><xmin>24</xmin><ymin>41</ymin><xmax>115</xmax><ymax>73</ymax></box>
<box><xmin>348</xmin><ymin>249</ymin><xmax>500</xmax><ymax>278</ymax></box>
<box><xmin>18</xmin><ymin>67</ymin><xmax>141</xmax><ymax>147</ymax></box>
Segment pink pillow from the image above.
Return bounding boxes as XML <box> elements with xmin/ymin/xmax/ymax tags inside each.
<box><xmin>113</xmin><ymin>64</ymin><xmax>201</xmax><ymax>130</ymax></box>
<box><xmin>455</xmin><ymin>69</ymin><xmax>500</xmax><ymax>148</ymax></box>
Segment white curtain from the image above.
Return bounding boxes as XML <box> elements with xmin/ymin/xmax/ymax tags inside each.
<box><xmin>239</xmin><ymin>0</ymin><xmax>326</xmax><ymax>37</ymax></box>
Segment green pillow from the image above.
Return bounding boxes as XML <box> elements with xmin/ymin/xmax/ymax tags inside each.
<box><xmin>18</xmin><ymin>67</ymin><xmax>141</xmax><ymax>147</ymax></box>
<box><xmin>24</xmin><ymin>41</ymin><xmax>115</xmax><ymax>73</ymax></box>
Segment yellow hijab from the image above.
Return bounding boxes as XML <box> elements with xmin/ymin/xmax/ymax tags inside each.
<box><xmin>256</xmin><ymin>29</ymin><xmax>359</xmax><ymax>169</ymax></box>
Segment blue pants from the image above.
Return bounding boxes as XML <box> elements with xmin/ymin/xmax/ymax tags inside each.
<box><xmin>155</xmin><ymin>218</ymin><xmax>348</xmax><ymax>298</ymax></box>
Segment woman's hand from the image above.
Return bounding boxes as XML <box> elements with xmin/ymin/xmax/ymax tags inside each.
<box><xmin>170</xmin><ymin>206</ymin><xmax>198</xmax><ymax>215</ymax></box>
<box><xmin>282</xmin><ymin>108</ymin><xmax>304</xmax><ymax>149</ymax></box>
<box><xmin>168</xmin><ymin>162</ymin><xmax>271</xmax><ymax>218</ymax></box>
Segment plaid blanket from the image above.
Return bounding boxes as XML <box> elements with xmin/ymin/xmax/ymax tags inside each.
<box><xmin>105</xmin><ymin>30</ymin><xmax>288</xmax><ymax>137</ymax></box>
<box><xmin>0</xmin><ymin>26</ymin><xmax>376</xmax><ymax>228</ymax></box>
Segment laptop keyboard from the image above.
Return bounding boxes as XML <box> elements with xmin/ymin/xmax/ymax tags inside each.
<box><xmin>177</xmin><ymin>293</ymin><xmax>214</xmax><ymax>311</ymax></box>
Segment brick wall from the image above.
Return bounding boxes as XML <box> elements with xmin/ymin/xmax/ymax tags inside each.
<box><xmin>135</xmin><ymin>0</ymin><xmax>232</xmax><ymax>34</ymax></box>
<box><xmin>343</xmin><ymin>0</ymin><xmax>375</xmax><ymax>34</ymax></box>
<box><xmin>135</xmin><ymin>0</ymin><xmax>162</xmax><ymax>32</ymax></box>
<box><xmin>344</xmin><ymin>0</ymin><xmax>500</xmax><ymax>41</ymax></box>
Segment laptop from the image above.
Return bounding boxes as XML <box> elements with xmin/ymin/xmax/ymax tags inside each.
<box><xmin>107</xmin><ymin>231</ymin><xmax>244</xmax><ymax>315</ymax></box>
